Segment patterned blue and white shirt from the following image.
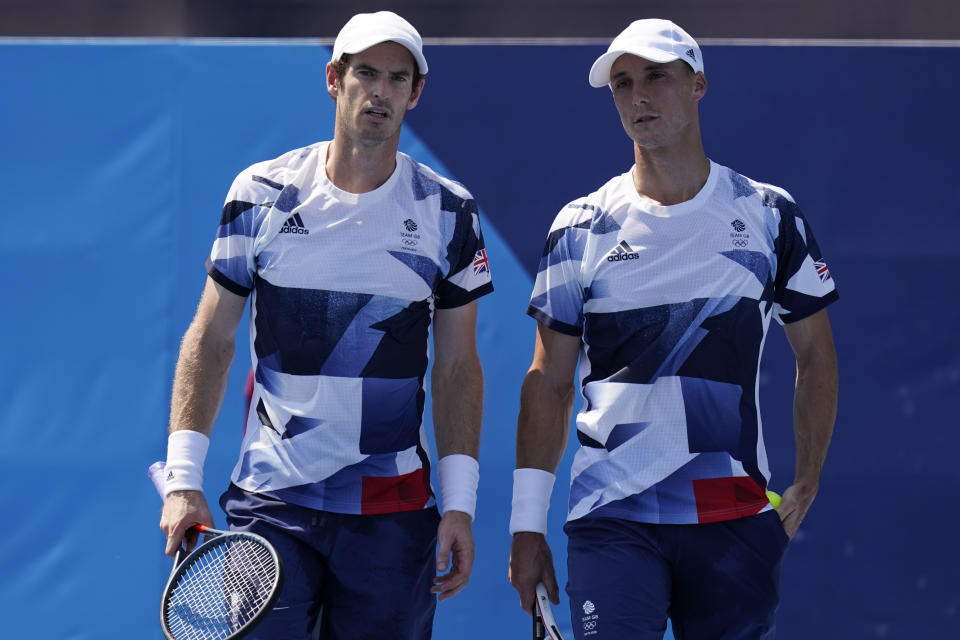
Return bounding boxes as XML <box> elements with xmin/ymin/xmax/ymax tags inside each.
<box><xmin>207</xmin><ymin>141</ymin><xmax>493</xmax><ymax>515</ymax></box>
<box><xmin>529</xmin><ymin>161</ymin><xmax>837</xmax><ymax>525</ymax></box>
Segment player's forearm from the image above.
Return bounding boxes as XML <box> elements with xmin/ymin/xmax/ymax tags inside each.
<box><xmin>516</xmin><ymin>368</ymin><xmax>574</xmax><ymax>472</ymax></box>
<box><xmin>509</xmin><ymin>367</ymin><xmax>572</xmax><ymax>536</ymax></box>
<box><xmin>431</xmin><ymin>351</ymin><xmax>483</xmax><ymax>458</ymax></box>
<box><xmin>431</xmin><ymin>353</ymin><xmax>483</xmax><ymax>521</ymax></box>
<box><xmin>792</xmin><ymin>347</ymin><xmax>838</xmax><ymax>491</ymax></box>
<box><xmin>168</xmin><ymin>319</ymin><xmax>236</xmax><ymax>437</ymax></box>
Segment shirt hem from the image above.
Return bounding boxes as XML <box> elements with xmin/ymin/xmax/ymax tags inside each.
<box><xmin>570</xmin><ymin>501</ymin><xmax>773</xmax><ymax>525</ymax></box>
<box><xmin>527</xmin><ymin>306</ymin><xmax>582</xmax><ymax>336</ymax></box>
<box><xmin>435</xmin><ymin>281</ymin><xmax>494</xmax><ymax>309</ymax></box>
<box><xmin>205</xmin><ymin>258</ymin><xmax>252</xmax><ymax>297</ymax></box>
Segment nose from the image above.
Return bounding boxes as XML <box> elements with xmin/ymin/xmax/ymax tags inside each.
<box><xmin>372</xmin><ymin>78</ymin><xmax>388</xmax><ymax>101</ymax></box>
<box><xmin>632</xmin><ymin>84</ymin><xmax>649</xmax><ymax>107</ymax></box>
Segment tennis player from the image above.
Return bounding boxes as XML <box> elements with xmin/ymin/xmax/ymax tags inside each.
<box><xmin>508</xmin><ymin>19</ymin><xmax>838</xmax><ymax>639</ymax></box>
<box><xmin>159</xmin><ymin>11</ymin><xmax>492</xmax><ymax>639</ymax></box>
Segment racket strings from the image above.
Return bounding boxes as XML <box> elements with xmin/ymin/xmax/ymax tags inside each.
<box><xmin>165</xmin><ymin>537</ymin><xmax>278</xmax><ymax>640</ymax></box>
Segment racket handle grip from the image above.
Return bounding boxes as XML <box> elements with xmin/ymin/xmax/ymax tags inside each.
<box><xmin>533</xmin><ymin>606</ymin><xmax>545</xmax><ymax>640</ymax></box>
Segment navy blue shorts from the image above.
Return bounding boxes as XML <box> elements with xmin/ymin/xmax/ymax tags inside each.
<box><xmin>220</xmin><ymin>483</ymin><xmax>441</xmax><ymax>640</ymax></box>
<box><xmin>564</xmin><ymin>510</ymin><xmax>789</xmax><ymax>640</ymax></box>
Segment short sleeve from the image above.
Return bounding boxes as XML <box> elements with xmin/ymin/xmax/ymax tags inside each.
<box><xmin>770</xmin><ymin>196</ymin><xmax>839</xmax><ymax>324</ymax></box>
<box><xmin>434</xmin><ymin>190</ymin><xmax>494</xmax><ymax>309</ymax></box>
<box><xmin>526</xmin><ymin>206</ymin><xmax>590</xmax><ymax>336</ymax></box>
<box><xmin>205</xmin><ymin>172</ymin><xmax>263</xmax><ymax>297</ymax></box>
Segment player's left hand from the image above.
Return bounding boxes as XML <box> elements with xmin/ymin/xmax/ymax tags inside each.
<box><xmin>777</xmin><ymin>482</ymin><xmax>819</xmax><ymax>538</ymax></box>
<box><xmin>432</xmin><ymin>510</ymin><xmax>474</xmax><ymax>600</ymax></box>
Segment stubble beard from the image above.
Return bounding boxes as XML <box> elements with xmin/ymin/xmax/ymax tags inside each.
<box><xmin>355</xmin><ymin>107</ymin><xmax>403</xmax><ymax>147</ymax></box>
<box><xmin>627</xmin><ymin>125</ymin><xmax>665</xmax><ymax>151</ymax></box>
<box><xmin>335</xmin><ymin>103</ymin><xmax>402</xmax><ymax>149</ymax></box>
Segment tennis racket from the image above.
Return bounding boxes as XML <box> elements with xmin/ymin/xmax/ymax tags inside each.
<box><xmin>149</xmin><ymin>461</ymin><xmax>283</xmax><ymax>640</ymax></box>
<box><xmin>533</xmin><ymin>582</ymin><xmax>565</xmax><ymax>640</ymax></box>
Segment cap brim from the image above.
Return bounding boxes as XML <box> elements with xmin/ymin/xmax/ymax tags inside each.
<box><xmin>337</xmin><ymin>36</ymin><xmax>428</xmax><ymax>75</ymax></box>
<box><xmin>588</xmin><ymin>48</ymin><xmax>680</xmax><ymax>88</ymax></box>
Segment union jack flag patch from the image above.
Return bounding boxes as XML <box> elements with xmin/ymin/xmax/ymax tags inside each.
<box><xmin>473</xmin><ymin>249</ymin><xmax>489</xmax><ymax>276</ymax></box>
<box><xmin>813</xmin><ymin>260</ymin><xmax>831</xmax><ymax>283</ymax></box>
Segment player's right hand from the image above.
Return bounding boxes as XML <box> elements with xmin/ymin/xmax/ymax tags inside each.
<box><xmin>778</xmin><ymin>481</ymin><xmax>819</xmax><ymax>539</ymax></box>
<box><xmin>159</xmin><ymin>489</ymin><xmax>214</xmax><ymax>557</ymax></box>
<box><xmin>433</xmin><ymin>510</ymin><xmax>475</xmax><ymax>601</ymax></box>
<box><xmin>509</xmin><ymin>531</ymin><xmax>559</xmax><ymax>614</ymax></box>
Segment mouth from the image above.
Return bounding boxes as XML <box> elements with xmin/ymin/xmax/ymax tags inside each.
<box><xmin>634</xmin><ymin>114</ymin><xmax>658</xmax><ymax>124</ymax></box>
<box><xmin>365</xmin><ymin>108</ymin><xmax>390</xmax><ymax>120</ymax></box>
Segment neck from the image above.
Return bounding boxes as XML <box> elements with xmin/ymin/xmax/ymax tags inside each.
<box><xmin>325</xmin><ymin>132</ymin><xmax>399</xmax><ymax>194</ymax></box>
<box><xmin>631</xmin><ymin>140</ymin><xmax>710</xmax><ymax>206</ymax></box>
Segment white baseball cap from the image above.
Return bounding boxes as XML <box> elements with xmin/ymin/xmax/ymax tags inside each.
<box><xmin>588</xmin><ymin>18</ymin><xmax>703</xmax><ymax>88</ymax></box>
<box><xmin>332</xmin><ymin>11</ymin><xmax>428</xmax><ymax>75</ymax></box>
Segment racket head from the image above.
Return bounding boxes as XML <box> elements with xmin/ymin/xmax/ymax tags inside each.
<box><xmin>161</xmin><ymin>530</ymin><xmax>282</xmax><ymax>640</ymax></box>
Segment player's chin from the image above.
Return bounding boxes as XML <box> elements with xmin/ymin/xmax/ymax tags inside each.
<box><xmin>357</xmin><ymin>120</ymin><xmax>400</xmax><ymax>141</ymax></box>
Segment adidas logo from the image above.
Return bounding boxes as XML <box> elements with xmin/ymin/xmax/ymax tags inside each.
<box><xmin>280</xmin><ymin>212</ymin><xmax>309</xmax><ymax>235</ymax></box>
<box><xmin>606</xmin><ymin>240</ymin><xmax>640</xmax><ymax>262</ymax></box>
<box><xmin>686</xmin><ymin>48</ymin><xmax>697</xmax><ymax>62</ymax></box>
<box><xmin>166</xmin><ymin>470</ymin><xmax>174</xmax><ymax>481</ymax></box>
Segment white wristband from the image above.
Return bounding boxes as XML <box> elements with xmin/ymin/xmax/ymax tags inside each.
<box><xmin>509</xmin><ymin>468</ymin><xmax>555</xmax><ymax>534</ymax></box>
<box><xmin>437</xmin><ymin>454</ymin><xmax>479</xmax><ymax>520</ymax></box>
<box><xmin>164</xmin><ymin>430</ymin><xmax>210</xmax><ymax>496</ymax></box>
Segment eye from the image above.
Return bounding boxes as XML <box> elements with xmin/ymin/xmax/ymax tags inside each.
<box><xmin>613</xmin><ymin>78</ymin><xmax>630</xmax><ymax>90</ymax></box>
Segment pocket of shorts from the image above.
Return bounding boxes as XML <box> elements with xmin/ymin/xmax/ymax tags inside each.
<box><xmin>767</xmin><ymin>509</ymin><xmax>790</xmax><ymax>547</ymax></box>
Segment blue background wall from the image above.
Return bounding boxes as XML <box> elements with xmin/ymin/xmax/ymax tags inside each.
<box><xmin>1</xmin><ymin>40</ymin><xmax>958</xmax><ymax>638</ymax></box>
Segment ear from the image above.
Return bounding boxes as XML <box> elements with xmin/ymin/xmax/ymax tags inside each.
<box><xmin>406</xmin><ymin>76</ymin><xmax>426</xmax><ymax>111</ymax></box>
<box><xmin>692</xmin><ymin>71</ymin><xmax>707</xmax><ymax>103</ymax></box>
<box><xmin>326</xmin><ymin>61</ymin><xmax>340</xmax><ymax>100</ymax></box>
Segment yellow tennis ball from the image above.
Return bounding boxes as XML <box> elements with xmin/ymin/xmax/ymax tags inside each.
<box><xmin>765</xmin><ymin>490</ymin><xmax>782</xmax><ymax>508</ymax></box>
